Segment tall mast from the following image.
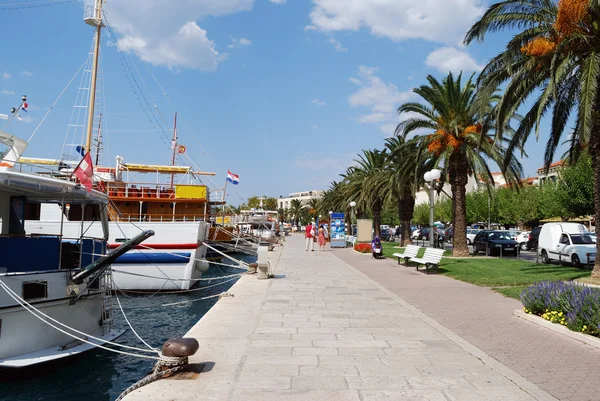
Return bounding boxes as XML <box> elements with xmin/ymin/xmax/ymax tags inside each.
<box><xmin>171</xmin><ymin>112</ymin><xmax>177</xmax><ymax>187</ymax></box>
<box><xmin>95</xmin><ymin>112</ymin><xmax>103</xmax><ymax>165</ymax></box>
<box><xmin>84</xmin><ymin>0</ymin><xmax>104</xmax><ymax>154</ymax></box>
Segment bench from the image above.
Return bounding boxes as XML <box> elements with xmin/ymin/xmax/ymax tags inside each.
<box><xmin>392</xmin><ymin>245</ymin><xmax>421</xmax><ymax>266</ymax></box>
<box><xmin>409</xmin><ymin>247</ymin><xmax>445</xmax><ymax>274</ymax></box>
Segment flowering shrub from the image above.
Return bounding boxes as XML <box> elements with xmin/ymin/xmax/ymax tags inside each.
<box><xmin>354</xmin><ymin>243</ymin><xmax>372</xmax><ymax>253</ymax></box>
<box><xmin>521</xmin><ymin>281</ymin><xmax>600</xmax><ymax>336</ymax></box>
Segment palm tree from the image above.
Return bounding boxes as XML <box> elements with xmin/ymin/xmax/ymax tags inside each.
<box><xmin>464</xmin><ymin>0</ymin><xmax>600</xmax><ymax>276</ymax></box>
<box><xmin>289</xmin><ymin>199</ymin><xmax>303</xmax><ymax>227</ymax></box>
<box><xmin>397</xmin><ymin>72</ymin><xmax>522</xmax><ymax>256</ymax></box>
<box><xmin>306</xmin><ymin>198</ymin><xmax>322</xmax><ymax>219</ymax></box>
<box><xmin>342</xmin><ymin>149</ymin><xmax>387</xmax><ymax>238</ymax></box>
<box><xmin>322</xmin><ymin>181</ymin><xmax>353</xmax><ymax>232</ymax></box>
<box><xmin>379</xmin><ymin>137</ymin><xmax>433</xmax><ymax>246</ymax></box>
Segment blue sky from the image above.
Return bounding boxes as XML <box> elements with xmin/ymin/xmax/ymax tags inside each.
<box><xmin>0</xmin><ymin>0</ymin><xmax>563</xmax><ymax>205</ymax></box>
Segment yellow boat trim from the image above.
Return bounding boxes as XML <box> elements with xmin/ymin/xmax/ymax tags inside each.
<box><xmin>18</xmin><ymin>157</ymin><xmax>62</xmax><ymax>166</ymax></box>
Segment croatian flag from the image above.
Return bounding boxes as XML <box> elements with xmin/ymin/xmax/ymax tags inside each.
<box><xmin>21</xmin><ymin>102</ymin><xmax>28</xmax><ymax>113</ymax></box>
<box><xmin>227</xmin><ymin>170</ymin><xmax>240</xmax><ymax>185</ymax></box>
<box><xmin>73</xmin><ymin>152</ymin><xmax>94</xmax><ymax>192</ymax></box>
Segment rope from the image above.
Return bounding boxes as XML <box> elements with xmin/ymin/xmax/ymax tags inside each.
<box><xmin>0</xmin><ymin>280</ymin><xmax>160</xmax><ymax>359</ymax></box>
<box><xmin>115</xmin><ymin>353</ymin><xmax>187</xmax><ymax>401</ymax></box>
<box><xmin>161</xmin><ymin>290</ymin><xmax>234</xmax><ymax>307</ymax></box>
<box><xmin>114</xmin><ymin>289</ymin><xmax>158</xmax><ymax>351</ymax></box>
<box><xmin>110</xmin><ymin>268</ymin><xmax>243</xmax><ymax>283</ymax></box>
<box><xmin>0</xmin><ymin>0</ymin><xmax>78</xmax><ymax>10</ymax></box>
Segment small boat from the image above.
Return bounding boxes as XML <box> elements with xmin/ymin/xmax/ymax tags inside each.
<box><xmin>0</xmin><ymin>131</ymin><xmax>138</xmax><ymax>368</ymax></box>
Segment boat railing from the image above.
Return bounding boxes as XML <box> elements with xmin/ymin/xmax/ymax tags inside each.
<box><xmin>101</xmin><ymin>182</ymin><xmax>176</xmax><ymax>199</ymax></box>
<box><xmin>111</xmin><ymin>213</ymin><xmax>208</xmax><ymax>223</ymax></box>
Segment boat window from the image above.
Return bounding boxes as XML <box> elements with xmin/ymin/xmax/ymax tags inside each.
<box><xmin>66</xmin><ymin>204</ymin><xmax>102</xmax><ymax>221</ymax></box>
<box><xmin>22</xmin><ymin>281</ymin><xmax>48</xmax><ymax>301</ymax></box>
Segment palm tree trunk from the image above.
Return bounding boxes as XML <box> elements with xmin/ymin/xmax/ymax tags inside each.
<box><xmin>373</xmin><ymin>198</ymin><xmax>382</xmax><ymax>238</ymax></box>
<box><xmin>397</xmin><ymin>189</ymin><xmax>415</xmax><ymax>247</ymax></box>
<box><xmin>450</xmin><ymin>156</ymin><xmax>470</xmax><ymax>257</ymax></box>
<box><xmin>589</xmin><ymin>133</ymin><xmax>600</xmax><ymax>278</ymax></box>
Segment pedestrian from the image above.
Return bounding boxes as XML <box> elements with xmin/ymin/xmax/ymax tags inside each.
<box><xmin>318</xmin><ymin>225</ymin><xmax>326</xmax><ymax>251</ymax></box>
<box><xmin>305</xmin><ymin>222</ymin><xmax>315</xmax><ymax>251</ymax></box>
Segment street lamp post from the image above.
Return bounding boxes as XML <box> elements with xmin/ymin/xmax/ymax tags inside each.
<box><xmin>349</xmin><ymin>201</ymin><xmax>356</xmax><ymax>236</ymax></box>
<box><xmin>424</xmin><ymin>169</ymin><xmax>442</xmax><ymax>248</ymax></box>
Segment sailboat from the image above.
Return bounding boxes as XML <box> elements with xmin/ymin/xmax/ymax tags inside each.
<box><xmin>20</xmin><ymin>1</ymin><xmax>222</xmax><ymax>291</ymax></box>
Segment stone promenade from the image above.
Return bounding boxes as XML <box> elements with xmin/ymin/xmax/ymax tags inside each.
<box><xmin>124</xmin><ymin>236</ymin><xmax>558</xmax><ymax>401</ymax></box>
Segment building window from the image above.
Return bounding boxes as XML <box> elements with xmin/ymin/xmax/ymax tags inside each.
<box><xmin>22</xmin><ymin>281</ymin><xmax>48</xmax><ymax>301</ymax></box>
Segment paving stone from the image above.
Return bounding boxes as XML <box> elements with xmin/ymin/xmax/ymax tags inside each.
<box><xmin>297</xmin><ymin>327</ymin><xmax>346</xmax><ymax>334</ymax></box>
<box><xmin>346</xmin><ymin>376</ymin><xmax>411</xmax><ymax>390</ymax></box>
<box><xmin>299</xmin><ymin>365</ymin><xmax>359</xmax><ymax>377</ymax></box>
<box><xmin>235</xmin><ymin>376</ymin><xmax>292</xmax><ymax>389</ymax></box>
<box><xmin>231</xmin><ymin>389</ymin><xmax>361</xmax><ymax>401</ymax></box>
<box><xmin>245</xmin><ymin>355</ymin><xmax>318</xmax><ymax>366</ymax></box>
<box><xmin>254</xmin><ymin>327</ymin><xmax>297</xmax><ymax>334</ymax></box>
<box><xmin>444</xmin><ymin>389</ymin><xmax>538</xmax><ymax>401</ymax></box>
<box><xmin>319</xmin><ymin>355</ymin><xmax>383</xmax><ymax>366</ymax></box>
<box><xmin>239</xmin><ymin>365</ymin><xmax>299</xmax><ymax>377</ymax></box>
<box><xmin>406</xmin><ymin>376</ymin><xmax>475</xmax><ymax>390</ymax></box>
<box><xmin>292</xmin><ymin>347</ymin><xmax>337</xmax><ymax>356</ymax></box>
<box><xmin>337</xmin><ymin>347</ymin><xmax>387</xmax><ymax>356</ymax></box>
<box><xmin>357</xmin><ymin>364</ymin><xmax>419</xmax><ymax>377</ymax></box>
<box><xmin>336</xmin><ymin>334</ymin><xmax>375</xmax><ymax>340</ymax></box>
<box><xmin>292</xmin><ymin>376</ymin><xmax>348</xmax><ymax>390</ymax></box>
<box><xmin>247</xmin><ymin>347</ymin><xmax>293</xmax><ymax>356</ymax></box>
<box><xmin>251</xmin><ymin>340</ymin><xmax>312</xmax><ymax>348</ymax></box>
<box><xmin>291</xmin><ymin>333</ymin><xmax>337</xmax><ymax>341</ymax></box>
<box><xmin>314</xmin><ymin>340</ymin><xmax>389</xmax><ymax>348</ymax></box>
<box><xmin>359</xmin><ymin>389</ymin><xmax>448</xmax><ymax>401</ymax></box>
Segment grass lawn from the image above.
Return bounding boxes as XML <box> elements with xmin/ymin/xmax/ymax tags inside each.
<box><xmin>493</xmin><ymin>286</ymin><xmax>528</xmax><ymax>300</ymax></box>
<box><xmin>381</xmin><ymin>242</ymin><xmax>592</xmax><ymax>301</ymax></box>
<box><xmin>439</xmin><ymin>258</ymin><xmax>590</xmax><ymax>287</ymax></box>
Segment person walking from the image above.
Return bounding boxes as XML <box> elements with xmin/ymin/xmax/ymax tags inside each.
<box><xmin>317</xmin><ymin>225</ymin><xmax>326</xmax><ymax>251</ymax></box>
<box><xmin>305</xmin><ymin>222</ymin><xmax>315</xmax><ymax>251</ymax></box>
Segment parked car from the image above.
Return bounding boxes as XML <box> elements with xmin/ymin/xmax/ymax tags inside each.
<box><xmin>526</xmin><ymin>226</ymin><xmax>542</xmax><ymax>250</ymax></box>
<box><xmin>472</xmin><ymin>230</ymin><xmax>520</xmax><ymax>256</ymax></box>
<box><xmin>445</xmin><ymin>227</ymin><xmax>454</xmax><ymax>242</ymax></box>
<box><xmin>516</xmin><ymin>231</ymin><xmax>530</xmax><ymax>250</ymax></box>
<box><xmin>411</xmin><ymin>229</ymin><xmax>421</xmax><ymax>240</ymax></box>
<box><xmin>538</xmin><ymin>223</ymin><xmax>596</xmax><ymax>267</ymax></box>
<box><xmin>379</xmin><ymin>228</ymin><xmax>392</xmax><ymax>241</ymax></box>
<box><xmin>466</xmin><ymin>228</ymin><xmax>481</xmax><ymax>245</ymax></box>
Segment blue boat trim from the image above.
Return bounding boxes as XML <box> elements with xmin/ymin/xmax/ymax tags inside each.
<box><xmin>114</xmin><ymin>252</ymin><xmax>191</xmax><ymax>264</ymax></box>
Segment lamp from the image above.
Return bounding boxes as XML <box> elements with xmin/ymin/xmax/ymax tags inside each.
<box><xmin>424</xmin><ymin>169</ymin><xmax>441</xmax><ymax>248</ymax></box>
<box><xmin>349</xmin><ymin>201</ymin><xmax>356</xmax><ymax>237</ymax></box>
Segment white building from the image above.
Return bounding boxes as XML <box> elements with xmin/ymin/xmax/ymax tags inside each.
<box><xmin>414</xmin><ymin>172</ymin><xmax>506</xmax><ymax>206</ymax></box>
<box><xmin>278</xmin><ymin>190</ymin><xmax>324</xmax><ymax>210</ymax></box>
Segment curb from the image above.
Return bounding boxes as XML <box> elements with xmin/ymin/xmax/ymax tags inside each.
<box><xmin>333</xmin><ymin>252</ymin><xmax>558</xmax><ymax>401</ymax></box>
<box><xmin>514</xmin><ymin>310</ymin><xmax>600</xmax><ymax>350</ymax></box>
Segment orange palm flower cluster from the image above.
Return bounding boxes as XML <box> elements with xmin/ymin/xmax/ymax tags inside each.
<box><xmin>521</xmin><ymin>0</ymin><xmax>588</xmax><ymax>57</ymax></box>
<box><xmin>555</xmin><ymin>0</ymin><xmax>588</xmax><ymax>36</ymax></box>
<box><xmin>521</xmin><ymin>37</ymin><xmax>557</xmax><ymax>57</ymax></box>
<box><xmin>426</xmin><ymin>124</ymin><xmax>484</xmax><ymax>155</ymax></box>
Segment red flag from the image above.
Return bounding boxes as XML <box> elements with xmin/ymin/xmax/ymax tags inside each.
<box><xmin>178</xmin><ymin>145</ymin><xmax>186</xmax><ymax>154</ymax></box>
<box><xmin>74</xmin><ymin>152</ymin><xmax>94</xmax><ymax>192</ymax></box>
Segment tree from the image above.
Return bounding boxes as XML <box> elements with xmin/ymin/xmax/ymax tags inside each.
<box><xmin>342</xmin><ymin>149</ymin><xmax>387</xmax><ymax>238</ymax></box>
<box><xmin>289</xmin><ymin>199</ymin><xmax>303</xmax><ymax>226</ymax></box>
<box><xmin>306</xmin><ymin>198</ymin><xmax>322</xmax><ymax>219</ymax></box>
<box><xmin>277</xmin><ymin>208</ymin><xmax>288</xmax><ymax>223</ymax></box>
<box><xmin>412</xmin><ymin>203</ymin><xmax>430</xmax><ymax>227</ymax></box>
<box><xmin>397</xmin><ymin>72</ymin><xmax>522</xmax><ymax>256</ymax></box>
<box><xmin>247</xmin><ymin>196</ymin><xmax>261</xmax><ymax>209</ymax></box>
<box><xmin>379</xmin><ymin>137</ymin><xmax>432</xmax><ymax>246</ymax></box>
<box><xmin>556</xmin><ymin>154</ymin><xmax>594</xmax><ymax>219</ymax></box>
<box><xmin>465</xmin><ymin>0</ymin><xmax>600</xmax><ymax>276</ymax></box>
<box><xmin>264</xmin><ymin>197</ymin><xmax>278</xmax><ymax>211</ymax></box>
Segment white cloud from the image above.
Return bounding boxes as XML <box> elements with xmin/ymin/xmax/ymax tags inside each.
<box><xmin>425</xmin><ymin>47</ymin><xmax>483</xmax><ymax>73</ymax></box>
<box><xmin>311</xmin><ymin>98</ymin><xmax>326</xmax><ymax>106</ymax></box>
<box><xmin>20</xmin><ymin>71</ymin><xmax>33</xmax><ymax>77</ymax></box>
<box><xmin>348</xmin><ymin>66</ymin><xmax>416</xmax><ymax>136</ymax></box>
<box><xmin>1</xmin><ymin>89</ymin><xmax>15</xmax><ymax>95</ymax></box>
<box><xmin>307</xmin><ymin>0</ymin><xmax>484</xmax><ymax>45</ymax></box>
<box><xmin>104</xmin><ymin>0</ymin><xmax>255</xmax><ymax>70</ymax></box>
<box><xmin>327</xmin><ymin>36</ymin><xmax>347</xmax><ymax>52</ymax></box>
<box><xmin>3</xmin><ymin>72</ymin><xmax>11</xmax><ymax>79</ymax></box>
<box><xmin>270</xmin><ymin>0</ymin><xmax>287</xmax><ymax>3</ymax></box>
<box><xmin>227</xmin><ymin>37</ymin><xmax>252</xmax><ymax>48</ymax></box>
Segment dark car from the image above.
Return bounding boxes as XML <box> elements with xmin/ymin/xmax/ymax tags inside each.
<box><xmin>445</xmin><ymin>227</ymin><xmax>454</xmax><ymax>242</ymax></box>
<box><xmin>472</xmin><ymin>230</ymin><xmax>520</xmax><ymax>256</ymax></box>
<box><xmin>526</xmin><ymin>226</ymin><xmax>542</xmax><ymax>250</ymax></box>
<box><xmin>380</xmin><ymin>229</ymin><xmax>392</xmax><ymax>242</ymax></box>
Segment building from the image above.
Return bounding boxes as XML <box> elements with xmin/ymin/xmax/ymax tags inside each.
<box><xmin>278</xmin><ymin>190</ymin><xmax>324</xmax><ymax>210</ymax></box>
<box><xmin>414</xmin><ymin>173</ymin><xmax>503</xmax><ymax>206</ymax></box>
<box><xmin>536</xmin><ymin>160</ymin><xmax>565</xmax><ymax>184</ymax></box>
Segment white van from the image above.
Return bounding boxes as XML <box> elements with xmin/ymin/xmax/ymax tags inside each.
<box><xmin>538</xmin><ymin>223</ymin><xmax>596</xmax><ymax>267</ymax></box>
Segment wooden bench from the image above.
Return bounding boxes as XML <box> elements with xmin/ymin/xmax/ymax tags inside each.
<box><xmin>392</xmin><ymin>245</ymin><xmax>421</xmax><ymax>266</ymax></box>
<box><xmin>409</xmin><ymin>247</ymin><xmax>445</xmax><ymax>274</ymax></box>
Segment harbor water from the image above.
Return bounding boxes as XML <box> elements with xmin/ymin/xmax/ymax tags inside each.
<box><xmin>0</xmin><ymin>256</ymin><xmax>253</xmax><ymax>401</ymax></box>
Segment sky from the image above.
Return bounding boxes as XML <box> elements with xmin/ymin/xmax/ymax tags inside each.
<box><xmin>0</xmin><ymin>0</ymin><xmax>565</xmax><ymax>205</ymax></box>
